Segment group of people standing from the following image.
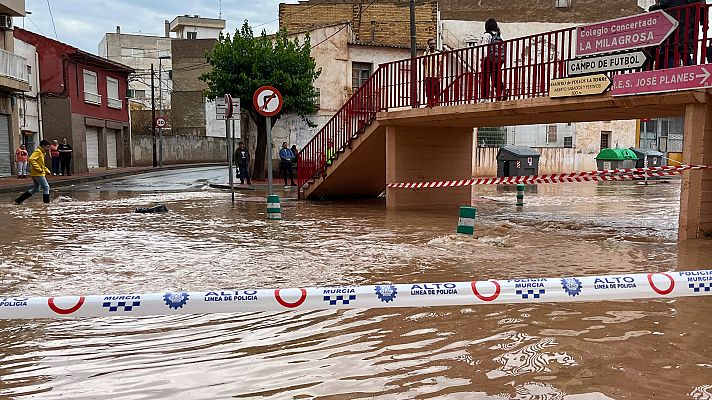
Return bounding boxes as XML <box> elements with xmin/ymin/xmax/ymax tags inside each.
<box><xmin>232</xmin><ymin>141</ymin><xmax>299</xmax><ymax>188</ymax></box>
<box><xmin>279</xmin><ymin>142</ymin><xmax>298</xmax><ymax>188</ymax></box>
<box><xmin>13</xmin><ymin>138</ymin><xmax>73</xmax><ymax>205</ymax></box>
<box><xmin>422</xmin><ymin>18</ymin><xmax>507</xmax><ymax>107</ymax></box>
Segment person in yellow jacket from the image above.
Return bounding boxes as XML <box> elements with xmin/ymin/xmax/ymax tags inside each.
<box><xmin>14</xmin><ymin>139</ymin><xmax>52</xmax><ymax>204</ymax></box>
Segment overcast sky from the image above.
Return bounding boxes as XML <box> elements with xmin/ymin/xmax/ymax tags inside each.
<box><xmin>21</xmin><ymin>0</ymin><xmax>284</xmax><ymax>53</ymax></box>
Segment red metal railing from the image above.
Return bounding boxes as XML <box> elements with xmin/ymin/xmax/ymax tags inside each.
<box><xmin>297</xmin><ymin>3</ymin><xmax>710</xmax><ymax>190</ymax></box>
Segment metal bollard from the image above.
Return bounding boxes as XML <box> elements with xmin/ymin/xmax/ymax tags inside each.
<box><xmin>457</xmin><ymin>206</ymin><xmax>476</xmax><ymax>235</ymax></box>
<box><xmin>267</xmin><ymin>194</ymin><xmax>282</xmax><ymax>220</ymax></box>
<box><xmin>516</xmin><ymin>184</ymin><xmax>525</xmax><ymax>207</ymax></box>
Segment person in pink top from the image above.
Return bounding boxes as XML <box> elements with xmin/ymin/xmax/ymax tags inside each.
<box><xmin>50</xmin><ymin>139</ymin><xmax>60</xmax><ymax>175</ymax></box>
<box><xmin>15</xmin><ymin>144</ymin><xmax>28</xmax><ymax>179</ymax></box>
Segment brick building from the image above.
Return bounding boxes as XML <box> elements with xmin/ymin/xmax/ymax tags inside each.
<box><xmin>439</xmin><ymin>0</ymin><xmax>643</xmax><ymax>24</ymax></box>
<box><xmin>279</xmin><ymin>0</ymin><xmax>438</xmax><ymax>49</ymax></box>
<box><xmin>14</xmin><ymin>28</ymin><xmax>134</xmax><ymax>173</ymax></box>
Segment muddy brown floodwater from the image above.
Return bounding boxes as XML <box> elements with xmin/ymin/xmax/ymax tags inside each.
<box><xmin>0</xmin><ymin>167</ymin><xmax>710</xmax><ymax>399</ymax></box>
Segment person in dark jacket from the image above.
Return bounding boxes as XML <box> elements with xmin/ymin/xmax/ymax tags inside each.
<box><xmin>234</xmin><ymin>141</ymin><xmax>251</xmax><ymax>185</ymax></box>
<box><xmin>649</xmin><ymin>0</ymin><xmax>705</xmax><ymax>68</ymax></box>
<box><xmin>290</xmin><ymin>144</ymin><xmax>299</xmax><ymax>176</ymax></box>
<box><xmin>279</xmin><ymin>142</ymin><xmax>296</xmax><ymax>187</ymax></box>
<box><xmin>57</xmin><ymin>137</ymin><xmax>73</xmax><ymax>176</ymax></box>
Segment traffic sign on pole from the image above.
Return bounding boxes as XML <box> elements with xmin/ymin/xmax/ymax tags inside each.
<box><xmin>224</xmin><ymin>94</ymin><xmax>234</xmax><ymax>119</ymax></box>
<box><xmin>155</xmin><ymin>116</ymin><xmax>167</xmax><ymax>128</ymax></box>
<box><xmin>612</xmin><ymin>64</ymin><xmax>712</xmax><ymax>96</ymax></box>
<box><xmin>216</xmin><ymin>96</ymin><xmax>240</xmax><ymax>120</ymax></box>
<box><xmin>575</xmin><ymin>10</ymin><xmax>678</xmax><ymax>57</ymax></box>
<box><xmin>567</xmin><ymin>51</ymin><xmax>648</xmax><ymax>76</ymax></box>
<box><xmin>550</xmin><ymin>74</ymin><xmax>611</xmax><ymax>98</ymax></box>
<box><xmin>253</xmin><ymin>86</ymin><xmax>283</xmax><ymax>117</ymax></box>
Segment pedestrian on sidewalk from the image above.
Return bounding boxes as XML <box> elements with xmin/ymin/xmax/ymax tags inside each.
<box><xmin>14</xmin><ymin>140</ymin><xmax>52</xmax><ymax>205</ymax></box>
<box><xmin>235</xmin><ymin>141</ymin><xmax>251</xmax><ymax>185</ymax></box>
<box><xmin>15</xmin><ymin>144</ymin><xmax>28</xmax><ymax>179</ymax></box>
<box><xmin>279</xmin><ymin>142</ymin><xmax>296</xmax><ymax>188</ymax></box>
<box><xmin>58</xmin><ymin>137</ymin><xmax>72</xmax><ymax>176</ymax></box>
<box><xmin>50</xmin><ymin>140</ymin><xmax>60</xmax><ymax>175</ymax></box>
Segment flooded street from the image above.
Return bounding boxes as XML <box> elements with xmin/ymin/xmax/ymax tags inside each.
<box><xmin>0</xmin><ymin>166</ymin><xmax>710</xmax><ymax>399</ymax></box>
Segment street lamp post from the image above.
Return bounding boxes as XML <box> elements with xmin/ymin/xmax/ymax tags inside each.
<box><xmin>158</xmin><ymin>54</ymin><xmax>171</xmax><ymax>168</ymax></box>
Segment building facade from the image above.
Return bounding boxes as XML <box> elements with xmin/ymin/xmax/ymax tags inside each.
<box><xmin>15</xmin><ymin>27</ymin><xmax>133</xmax><ymax>173</ymax></box>
<box><xmin>0</xmin><ymin>0</ymin><xmax>30</xmax><ymax>177</ymax></box>
<box><xmin>99</xmin><ymin>27</ymin><xmax>172</xmax><ymax>110</ymax></box>
<box><xmin>14</xmin><ymin>37</ymin><xmax>40</xmax><ymax>151</ymax></box>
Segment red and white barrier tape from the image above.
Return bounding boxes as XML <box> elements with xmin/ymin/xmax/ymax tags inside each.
<box><xmin>0</xmin><ymin>270</ymin><xmax>710</xmax><ymax>319</ymax></box>
<box><xmin>387</xmin><ymin>164</ymin><xmax>708</xmax><ymax>189</ymax></box>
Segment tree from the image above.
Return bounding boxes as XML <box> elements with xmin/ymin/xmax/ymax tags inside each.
<box><xmin>200</xmin><ymin>21</ymin><xmax>321</xmax><ymax>179</ymax></box>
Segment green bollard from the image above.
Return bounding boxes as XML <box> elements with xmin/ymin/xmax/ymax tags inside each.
<box><xmin>516</xmin><ymin>184</ymin><xmax>525</xmax><ymax>207</ymax></box>
<box><xmin>457</xmin><ymin>206</ymin><xmax>476</xmax><ymax>235</ymax></box>
<box><xmin>267</xmin><ymin>194</ymin><xmax>282</xmax><ymax>220</ymax></box>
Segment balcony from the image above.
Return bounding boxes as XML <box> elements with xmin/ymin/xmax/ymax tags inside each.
<box><xmin>107</xmin><ymin>97</ymin><xmax>122</xmax><ymax>109</ymax></box>
<box><xmin>84</xmin><ymin>91</ymin><xmax>102</xmax><ymax>105</ymax></box>
<box><xmin>0</xmin><ymin>48</ymin><xmax>29</xmax><ymax>92</ymax></box>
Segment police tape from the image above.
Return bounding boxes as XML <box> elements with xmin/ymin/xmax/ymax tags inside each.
<box><xmin>1</xmin><ymin>270</ymin><xmax>711</xmax><ymax>319</ymax></box>
<box><xmin>386</xmin><ymin>164</ymin><xmax>708</xmax><ymax>189</ymax></box>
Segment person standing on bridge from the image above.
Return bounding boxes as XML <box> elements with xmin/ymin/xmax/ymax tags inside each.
<box><xmin>481</xmin><ymin>18</ymin><xmax>507</xmax><ymax>102</ymax></box>
<box><xmin>649</xmin><ymin>0</ymin><xmax>705</xmax><ymax>68</ymax></box>
<box><xmin>422</xmin><ymin>38</ymin><xmax>443</xmax><ymax>107</ymax></box>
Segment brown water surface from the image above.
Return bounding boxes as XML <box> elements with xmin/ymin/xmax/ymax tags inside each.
<box><xmin>0</xmin><ymin>168</ymin><xmax>710</xmax><ymax>399</ymax></box>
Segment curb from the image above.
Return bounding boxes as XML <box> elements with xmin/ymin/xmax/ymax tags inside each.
<box><xmin>0</xmin><ymin>163</ymin><xmax>225</xmax><ymax>194</ymax></box>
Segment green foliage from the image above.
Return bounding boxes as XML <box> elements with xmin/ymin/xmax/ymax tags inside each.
<box><xmin>201</xmin><ymin>21</ymin><xmax>321</xmax><ymax>125</ymax></box>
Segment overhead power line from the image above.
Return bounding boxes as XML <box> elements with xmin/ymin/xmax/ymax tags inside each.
<box><xmin>46</xmin><ymin>0</ymin><xmax>58</xmax><ymax>39</ymax></box>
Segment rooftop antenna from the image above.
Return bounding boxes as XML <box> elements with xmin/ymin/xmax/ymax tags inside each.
<box><xmin>219</xmin><ymin>0</ymin><xmax>222</xmax><ymax>19</ymax></box>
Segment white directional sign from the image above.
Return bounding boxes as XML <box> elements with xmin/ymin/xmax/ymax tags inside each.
<box><xmin>253</xmin><ymin>86</ymin><xmax>283</xmax><ymax>117</ymax></box>
<box><xmin>567</xmin><ymin>51</ymin><xmax>648</xmax><ymax>76</ymax></box>
<box><xmin>216</xmin><ymin>97</ymin><xmax>240</xmax><ymax>120</ymax></box>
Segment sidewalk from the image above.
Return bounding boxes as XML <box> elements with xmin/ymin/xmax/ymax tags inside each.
<box><xmin>0</xmin><ymin>163</ymin><xmax>224</xmax><ymax>194</ymax></box>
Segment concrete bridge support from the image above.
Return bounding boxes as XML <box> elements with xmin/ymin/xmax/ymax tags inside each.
<box><xmin>680</xmin><ymin>96</ymin><xmax>712</xmax><ymax>241</ymax></box>
<box><xmin>385</xmin><ymin>125</ymin><xmax>473</xmax><ymax>210</ymax></box>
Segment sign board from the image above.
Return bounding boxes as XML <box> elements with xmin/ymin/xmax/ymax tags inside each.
<box><xmin>253</xmin><ymin>86</ymin><xmax>283</xmax><ymax>117</ymax></box>
<box><xmin>155</xmin><ymin>116</ymin><xmax>167</xmax><ymax>128</ymax></box>
<box><xmin>612</xmin><ymin>65</ymin><xmax>712</xmax><ymax>96</ymax></box>
<box><xmin>575</xmin><ymin>10</ymin><xmax>678</xmax><ymax>57</ymax></box>
<box><xmin>224</xmin><ymin>94</ymin><xmax>234</xmax><ymax>119</ymax></box>
<box><xmin>567</xmin><ymin>51</ymin><xmax>648</xmax><ymax>76</ymax></box>
<box><xmin>216</xmin><ymin>97</ymin><xmax>240</xmax><ymax>120</ymax></box>
<box><xmin>550</xmin><ymin>74</ymin><xmax>612</xmax><ymax>98</ymax></box>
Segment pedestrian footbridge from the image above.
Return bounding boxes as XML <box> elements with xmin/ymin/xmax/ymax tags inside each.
<box><xmin>297</xmin><ymin>3</ymin><xmax>712</xmax><ymax>241</ymax></box>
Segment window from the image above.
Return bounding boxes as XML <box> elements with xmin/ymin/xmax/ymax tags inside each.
<box><xmin>107</xmin><ymin>77</ymin><xmax>122</xmax><ymax>109</ymax></box>
<box><xmin>547</xmin><ymin>124</ymin><xmax>558</xmax><ymax>143</ymax></box>
<box><xmin>187</xmin><ymin>31</ymin><xmax>197</xmax><ymax>40</ymax></box>
<box><xmin>563</xmin><ymin>136</ymin><xmax>573</xmax><ymax>148</ymax></box>
<box><xmin>600</xmin><ymin>131</ymin><xmax>611</xmax><ymax>149</ymax></box>
<box><xmin>134</xmin><ymin>89</ymin><xmax>146</xmax><ymax>99</ymax></box>
<box><xmin>313</xmin><ymin>88</ymin><xmax>320</xmax><ymax>108</ymax></box>
<box><xmin>352</xmin><ymin>62</ymin><xmax>372</xmax><ymax>92</ymax></box>
<box><xmin>83</xmin><ymin>69</ymin><xmax>101</xmax><ymax>105</ymax></box>
<box><xmin>120</xmin><ymin>48</ymin><xmax>144</xmax><ymax>58</ymax></box>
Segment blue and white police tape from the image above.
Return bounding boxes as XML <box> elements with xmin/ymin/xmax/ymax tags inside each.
<box><xmin>1</xmin><ymin>270</ymin><xmax>711</xmax><ymax>319</ymax></box>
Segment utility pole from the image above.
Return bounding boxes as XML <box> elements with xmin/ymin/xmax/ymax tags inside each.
<box><xmin>410</xmin><ymin>0</ymin><xmax>416</xmax><ymax>59</ymax></box>
<box><xmin>409</xmin><ymin>0</ymin><xmax>418</xmax><ymax>108</ymax></box>
<box><xmin>151</xmin><ymin>63</ymin><xmax>157</xmax><ymax>167</ymax></box>
<box><xmin>158</xmin><ymin>55</ymin><xmax>171</xmax><ymax>167</ymax></box>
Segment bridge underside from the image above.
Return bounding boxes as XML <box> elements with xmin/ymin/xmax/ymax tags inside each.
<box><xmin>306</xmin><ymin>90</ymin><xmax>712</xmax><ymax>241</ymax></box>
